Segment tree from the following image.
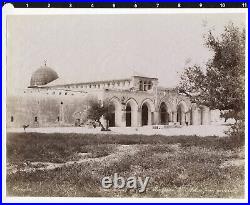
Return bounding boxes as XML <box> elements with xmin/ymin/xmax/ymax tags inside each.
<box><xmin>86</xmin><ymin>99</ymin><xmax>112</xmax><ymax>131</ymax></box>
<box><xmin>179</xmin><ymin>23</ymin><xmax>245</xmax><ymax>121</ymax></box>
<box><xmin>179</xmin><ymin>23</ymin><xmax>245</xmax><ymax>144</ymax></box>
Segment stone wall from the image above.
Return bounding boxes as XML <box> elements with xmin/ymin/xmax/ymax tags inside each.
<box><xmin>7</xmin><ymin>87</ymin><xmax>214</xmax><ymax>128</ymax></box>
<box><xmin>6</xmin><ymin>93</ymin><xmax>97</xmax><ymax>128</ymax></box>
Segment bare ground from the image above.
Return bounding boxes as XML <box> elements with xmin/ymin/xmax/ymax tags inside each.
<box><xmin>6</xmin><ymin>132</ymin><xmax>245</xmax><ymax>198</ymax></box>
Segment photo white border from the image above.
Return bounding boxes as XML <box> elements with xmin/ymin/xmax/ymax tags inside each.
<box><xmin>2</xmin><ymin>3</ymin><xmax>248</xmax><ymax>203</ymax></box>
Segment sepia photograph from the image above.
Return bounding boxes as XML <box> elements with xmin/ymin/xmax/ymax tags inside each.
<box><xmin>3</xmin><ymin>6</ymin><xmax>247</xmax><ymax>203</ymax></box>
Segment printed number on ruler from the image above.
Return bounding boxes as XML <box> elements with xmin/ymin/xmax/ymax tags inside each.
<box><xmin>220</xmin><ymin>3</ymin><xmax>225</xmax><ymax>7</ymax></box>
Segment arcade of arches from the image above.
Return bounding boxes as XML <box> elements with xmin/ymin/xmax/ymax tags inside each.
<box><xmin>106</xmin><ymin>98</ymin><xmax>211</xmax><ymax>127</ymax></box>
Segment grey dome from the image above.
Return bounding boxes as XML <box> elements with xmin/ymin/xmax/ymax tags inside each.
<box><xmin>30</xmin><ymin>66</ymin><xmax>59</xmax><ymax>86</ymax></box>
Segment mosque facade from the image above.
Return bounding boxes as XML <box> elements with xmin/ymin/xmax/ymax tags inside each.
<box><xmin>6</xmin><ymin>64</ymin><xmax>218</xmax><ymax>128</ymax></box>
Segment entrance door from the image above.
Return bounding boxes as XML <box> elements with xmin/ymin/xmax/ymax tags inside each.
<box><xmin>142</xmin><ymin>104</ymin><xmax>148</xmax><ymax>126</ymax></box>
<box><xmin>126</xmin><ymin>105</ymin><xmax>132</xmax><ymax>127</ymax></box>
<box><xmin>109</xmin><ymin>113</ymin><xmax>115</xmax><ymax>127</ymax></box>
<box><xmin>108</xmin><ymin>104</ymin><xmax>115</xmax><ymax>127</ymax></box>
<box><xmin>177</xmin><ymin>106</ymin><xmax>182</xmax><ymax>125</ymax></box>
<box><xmin>160</xmin><ymin>103</ymin><xmax>168</xmax><ymax>125</ymax></box>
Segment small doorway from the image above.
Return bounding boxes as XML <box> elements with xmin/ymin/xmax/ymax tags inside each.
<box><xmin>126</xmin><ymin>104</ymin><xmax>132</xmax><ymax>127</ymax></box>
<box><xmin>142</xmin><ymin>104</ymin><xmax>148</xmax><ymax>126</ymax></box>
<box><xmin>160</xmin><ymin>103</ymin><xmax>169</xmax><ymax>125</ymax></box>
<box><xmin>177</xmin><ymin>106</ymin><xmax>182</xmax><ymax>124</ymax></box>
<box><xmin>108</xmin><ymin>104</ymin><xmax>115</xmax><ymax>127</ymax></box>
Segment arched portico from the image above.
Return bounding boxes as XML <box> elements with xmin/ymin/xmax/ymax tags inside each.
<box><xmin>159</xmin><ymin>102</ymin><xmax>169</xmax><ymax>125</ymax></box>
<box><xmin>125</xmin><ymin>98</ymin><xmax>139</xmax><ymax>127</ymax></box>
<box><xmin>177</xmin><ymin>101</ymin><xmax>189</xmax><ymax>125</ymax></box>
<box><xmin>156</xmin><ymin>98</ymin><xmax>176</xmax><ymax>125</ymax></box>
<box><xmin>108</xmin><ymin>97</ymin><xmax>122</xmax><ymax>127</ymax></box>
<box><xmin>142</xmin><ymin>104</ymin><xmax>149</xmax><ymax>126</ymax></box>
<box><xmin>125</xmin><ymin>104</ymin><xmax>132</xmax><ymax>127</ymax></box>
<box><xmin>140</xmin><ymin>99</ymin><xmax>155</xmax><ymax>126</ymax></box>
<box><xmin>191</xmin><ymin>104</ymin><xmax>210</xmax><ymax>125</ymax></box>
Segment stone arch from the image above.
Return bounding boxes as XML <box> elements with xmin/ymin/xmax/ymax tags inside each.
<box><xmin>158</xmin><ymin>98</ymin><xmax>176</xmax><ymax>124</ymax></box>
<box><xmin>141</xmin><ymin>98</ymin><xmax>155</xmax><ymax>126</ymax></box>
<box><xmin>177</xmin><ymin>100</ymin><xmax>189</xmax><ymax>125</ymax></box>
<box><xmin>108</xmin><ymin>97</ymin><xmax>122</xmax><ymax>127</ymax></box>
<box><xmin>108</xmin><ymin>96</ymin><xmax>122</xmax><ymax>105</ymax></box>
<box><xmin>190</xmin><ymin>104</ymin><xmax>210</xmax><ymax>125</ymax></box>
<box><xmin>158</xmin><ymin>98</ymin><xmax>174</xmax><ymax>112</ymax></box>
<box><xmin>159</xmin><ymin>102</ymin><xmax>169</xmax><ymax>125</ymax></box>
<box><xmin>125</xmin><ymin>98</ymin><xmax>139</xmax><ymax>127</ymax></box>
<box><xmin>141</xmin><ymin>98</ymin><xmax>155</xmax><ymax>112</ymax></box>
<box><xmin>177</xmin><ymin>100</ymin><xmax>189</xmax><ymax>112</ymax></box>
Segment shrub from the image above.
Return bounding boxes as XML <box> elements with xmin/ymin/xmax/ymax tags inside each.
<box><xmin>227</xmin><ymin>120</ymin><xmax>245</xmax><ymax>147</ymax></box>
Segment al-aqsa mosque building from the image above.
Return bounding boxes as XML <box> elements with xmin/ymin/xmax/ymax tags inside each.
<box><xmin>7</xmin><ymin>62</ymin><xmax>216</xmax><ymax>128</ymax></box>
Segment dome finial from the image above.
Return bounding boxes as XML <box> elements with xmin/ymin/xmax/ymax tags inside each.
<box><xmin>44</xmin><ymin>59</ymin><xmax>47</xmax><ymax>67</ymax></box>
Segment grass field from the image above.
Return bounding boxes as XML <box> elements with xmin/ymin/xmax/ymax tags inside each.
<box><xmin>6</xmin><ymin>132</ymin><xmax>245</xmax><ymax>198</ymax></box>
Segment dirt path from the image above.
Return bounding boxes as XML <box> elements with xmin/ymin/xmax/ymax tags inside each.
<box><xmin>7</xmin><ymin>145</ymin><xmax>141</xmax><ymax>174</ymax></box>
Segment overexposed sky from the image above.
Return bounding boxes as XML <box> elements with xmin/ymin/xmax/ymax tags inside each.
<box><xmin>7</xmin><ymin>13</ymin><xmax>245</xmax><ymax>93</ymax></box>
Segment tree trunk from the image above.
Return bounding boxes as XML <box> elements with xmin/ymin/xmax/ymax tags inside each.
<box><xmin>105</xmin><ymin>120</ymin><xmax>109</xmax><ymax>131</ymax></box>
<box><xmin>97</xmin><ymin>120</ymin><xmax>106</xmax><ymax>131</ymax></box>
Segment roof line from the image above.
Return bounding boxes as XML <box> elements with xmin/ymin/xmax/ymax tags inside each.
<box><xmin>40</xmin><ymin>78</ymin><xmax>132</xmax><ymax>88</ymax></box>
